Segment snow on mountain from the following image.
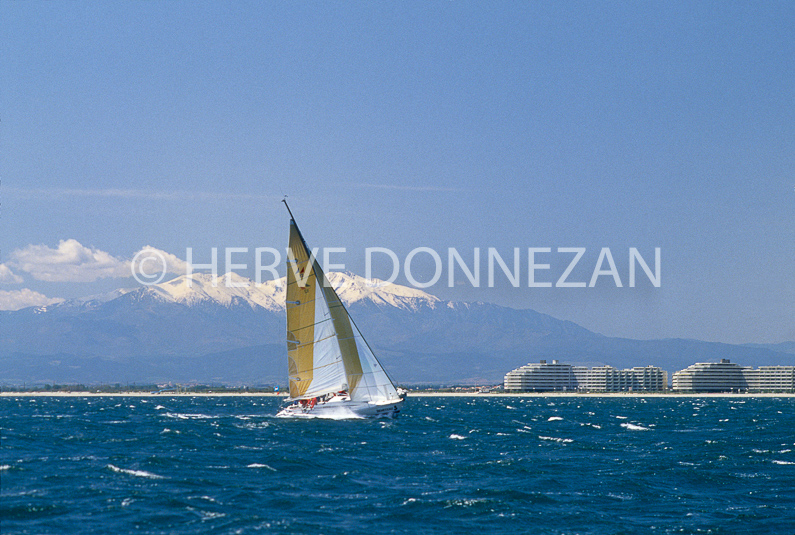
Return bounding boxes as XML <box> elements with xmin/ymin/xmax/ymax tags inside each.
<box><xmin>73</xmin><ymin>288</ymin><xmax>134</xmax><ymax>305</ymax></box>
<box><xmin>32</xmin><ymin>288</ymin><xmax>133</xmax><ymax>314</ymax></box>
<box><xmin>132</xmin><ymin>271</ymin><xmax>440</xmax><ymax>312</ymax></box>
<box><xmin>143</xmin><ymin>272</ymin><xmax>284</xmax><ymax>311</ymax></box>
<box><xmin>325</xmin><ymin>272</ymin><xmax>440</xmax><ymax>311</ymax></box>
<box><xmin>6</xmin><ymin>270</ymin><xmax>795</xmax><ymax>386</ymax></box>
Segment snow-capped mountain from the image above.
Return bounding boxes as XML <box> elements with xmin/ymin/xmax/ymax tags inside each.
<box><xmin>2</xmin><ymin>271</ymin><xmax>793</xmax><ymax>386</ymax></box>
<box><xmin>114</xmin><ymin>271</ymin><xmax>440</xmax><ymax>312</ymax></box>
<box><xmin>145</xmin><ymin>272</ymin><xmax>284</xmax><ymax>311</ymax></box>
<box><xmin>322</xmin><ymin>272</ymin><xmax>441</xmax><ymax>311</ymax></box>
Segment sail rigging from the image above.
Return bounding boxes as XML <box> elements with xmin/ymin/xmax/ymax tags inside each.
<box><xmin>283</xmin><ymin>203</ymin><xmax>399</xmax><ymax>405</ymax></box>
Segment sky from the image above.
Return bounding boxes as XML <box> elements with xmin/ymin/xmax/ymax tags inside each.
<box><xmin>1</xmin><ymin>1</ymin><xmax>793</xmax><ymax>344</ymax></box>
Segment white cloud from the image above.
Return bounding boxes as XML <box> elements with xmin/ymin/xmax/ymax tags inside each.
<box><xmin>0</xmin><ymin>264</ymin><xmax>24</xmax><ymax>284</ymax></box>
<box><xmin>129</xmin><ymin>246</ymin><xmax>188</xmax><ymax>283</ymax></box>
<box><xmin>7</xmin><ymin>240</ymin><xmax>187</xmax><ymax>283</ymax></box>
<box><xmin>9</xmin><ymin>239</ymin><xmax>129</xmax><ymax>282</ymax></box>
<box><xmin>136</xmin><ymin>246</ymin><xmax>188</xmax><ymax>274</ymax></box>
<box><xmin>0</xmin><ymin>289</ymin><xmax>64</xmax><ymax>311</ymax></box>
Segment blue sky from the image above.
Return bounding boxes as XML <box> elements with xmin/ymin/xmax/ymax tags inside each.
<box><xmin>2</xmin><ymin>1</ymin><xmax>793</xmax><ymax>344</ymax></box>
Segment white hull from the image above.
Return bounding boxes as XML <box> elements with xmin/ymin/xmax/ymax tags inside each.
<box><xmin>276</xmin><ymin>398</ymin><xmax>403</xmax><ymax>419</ymax></box>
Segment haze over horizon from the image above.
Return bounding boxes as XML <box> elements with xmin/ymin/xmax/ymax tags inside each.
<box><xmin>2</xmin><ymin>2</ymin><xmax>793</xmax><ymax>345</ymax></box>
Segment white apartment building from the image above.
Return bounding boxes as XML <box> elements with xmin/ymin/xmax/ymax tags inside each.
<box><xmin>503</xmin><ymin>360</ymin><xmax>582</xmax><ymax>392</ymax></box>
<box><xmin>672</xmin><ymin>360</ymin><xmax>795</xmax><ymax>392</ymax></box>
<box><xmin>586</xmin><ymin>365</ymin><xmax>668</xmax><ymax>392</ymax></box>
<box><xmin>504</xmin><ymin>360</ymin><xmax>667</xmax><ymax>392</ymax></box>
<box><xmin>745</xmin><ymin>366</ymin><xmax>795</xmax><ymax>392</ymax></box>
<box><xmin>672</xmin><ymin>359</ymin><xmax>748</xmax><ymax>392</ymax></box>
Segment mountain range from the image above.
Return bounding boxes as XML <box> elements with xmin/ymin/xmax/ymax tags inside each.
<box><xmin>1</xmin><ymin>272</ymin><xmax>793</xmax><ymax>386</ymax></box>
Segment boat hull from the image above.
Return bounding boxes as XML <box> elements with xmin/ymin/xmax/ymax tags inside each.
<box><xmin>276</xmin><ymin>398</ymin><xmax>403</xmax><ymax>419</ymax></box>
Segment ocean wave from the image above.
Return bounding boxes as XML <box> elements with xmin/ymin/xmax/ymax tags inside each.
<box><xmin>621</xmin><ymin>423</ymin><xmax>650</xmax><ymax>431</ymax></box>
<box><xmin>163</xmin><ymin>412</ymin><xmax>218</xmax><ymax>420</ymax></box>
<box><xmin>246</xmin><ymin>463</ymin><xmax>277</xmax><ymax>471</ymax></box>
<box><xmin>9</xmin><ymin>395</ymin><xmax>795</xmax><ymax>535</ymax></box>
<box><xmin>107</xmin><ymin>464</ymin><xmax>166</xmax><ymax>479</ymax></box>
<box><xmin>539</xmin><ymin>436</ymin><xmax>573</xmax><ymax>444</ymax></box>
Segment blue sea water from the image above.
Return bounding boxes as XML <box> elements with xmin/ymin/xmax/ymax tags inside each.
<box><xmin>2</xmin><ymin>395</ymin><xmax>795</xmax><ymax>534</ymax></box>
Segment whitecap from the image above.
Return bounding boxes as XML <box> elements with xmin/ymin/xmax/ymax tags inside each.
<box><xmin>547</xmin><ymin>416</ymin><xmax>563</xmax><ymax>421</ymax></box>
<box><xmin>234</xmin><ymin>422</ymin><xmax>271</xmax><ymax>430</ymax></box>
<box><xmin>621</xmin><ymin>423</ymin><xmax>650</xmax><ymax>431</ymax></box>
<box><xmin>191</xmin><ymin>495</ymin><xmax>220</xmax><ymax>504</ymax></box>
<box><xmin>539</xmin><ymin>436</ymin><xmax>573</xmax><ymax>444</ymax></box>
<box><xmin>0</xmin><ymin>465</ymin><xmax>11</xmax><ymax>471</ymax></box>
<box><xmin>107</xmin><ymin>464</ymin><xmax>165</xmax><ymax>479</ymax></box>
<box><xmin>163</xmin><ymin>412</ymin><xmax>217</xmax><ymax>420</ymax></box>
<box><xmin>154</xmin><ymin>405</ymin><xmax>166</xmax><ymax>410</ymax></box>
<box><xmin>772</xmin><ymin>460</ymin><xmax>795</xmax><ymax>465</ymax></box>
<box><xmin>246</xmin><ymin>463</ymin><xmax>277</xmax><ymax>471</ymax></box>
<box><xmin>200</xmin><ymin>511</ymin><xmax>226</xmax><ymax>521</ymax></box>
<box><xmin>449</xmin><ymin>434</ymin><xmax>466</xmax><ymax>440</ymax></box>
<box><xmin>445</xmin><ymin>498</ymin><xmax>487</xmax><ymax>508</ymax></box>
<box><xmin>615</xmin><ymin>415</ymin><xmax>628</xmax><ymax>420</ymax></box>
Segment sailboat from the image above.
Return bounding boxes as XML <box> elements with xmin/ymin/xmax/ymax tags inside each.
<box><xmin>275</xmin><ymin>200</ymin><xmax>405</xmax><ymax>419</ymax></box>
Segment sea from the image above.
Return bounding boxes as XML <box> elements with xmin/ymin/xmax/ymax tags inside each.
<box><xmin>2</xmin><ymin>395</ymin><xmax>795</xmax><ymax>534</ymax></box>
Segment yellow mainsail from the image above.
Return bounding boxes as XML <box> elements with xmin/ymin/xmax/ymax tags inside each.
<box><xmin>285</xmin><ymin>222</ymin><xmax>318</xmax><ymax>398</ymax></box>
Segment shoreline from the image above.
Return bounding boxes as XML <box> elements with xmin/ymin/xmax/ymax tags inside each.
<box><xmin>2</xmin><ymin>391</ymin><xmax>794</xmax><ymax>398</ymax></box>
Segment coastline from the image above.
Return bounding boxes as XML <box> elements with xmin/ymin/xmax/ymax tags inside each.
<box><xmin>2</xmin><ymin>391</ymin><xmax>794</xmax><ymax>398</ymax></box>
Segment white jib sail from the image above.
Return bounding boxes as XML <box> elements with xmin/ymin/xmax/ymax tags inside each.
<box><xmin>301</xmin><ymin>275</ymin><xmax>348</xmax><ymax>397</ymax></box>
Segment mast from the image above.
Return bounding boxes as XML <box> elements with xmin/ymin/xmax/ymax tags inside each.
<box><xmin>281</xmin><ymin>196</ymin><xmax>296</xmax><ymax>221</ymax></box>
<box><xmin>282</xmin><ymin>197</ymin><xmax>313</xmax><ymax>262</ymax></box>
